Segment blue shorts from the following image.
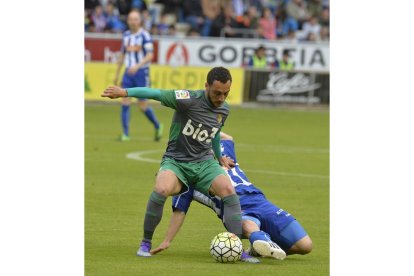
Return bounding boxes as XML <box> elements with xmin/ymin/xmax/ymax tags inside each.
<box><xmin>122</xmin><ymin>67</ymin><xmax>150</xmax><ymax>101</ymax></box>
<box><xmin>240</xmin><ymin>193</ymin><xmax>307</xmax><ymax>251</ymax></box>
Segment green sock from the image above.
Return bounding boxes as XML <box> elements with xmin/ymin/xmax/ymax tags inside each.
<box><xmin>143</xmin><ymin>191</ymin><xmax>166</xmax><ymax>241</ymax></box>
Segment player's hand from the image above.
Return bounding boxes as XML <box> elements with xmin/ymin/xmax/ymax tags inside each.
<box><xmin>101</xmin><ymin>86</ymin><xmax>127</xmax><ymax>99</ymax></box>
<box><xmin>150</xmin><ymin>240</ymin><xmax>170</xmax><ymax>255</ymax></box>
<box><xmin>220</xmin><ymin>156</ymin><xmax>235</xmax><ymax>170</ymax></box>
<box><xmin>127</xmin><ymin>64</ymin><xmax>141</xmax><ymax>75</ymax></box>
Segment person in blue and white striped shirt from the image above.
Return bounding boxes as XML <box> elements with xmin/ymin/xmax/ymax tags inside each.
<box><xmin>114</xmin><ymin>10</ymin><xmax>163</xmax><ymax>142</ymax></box>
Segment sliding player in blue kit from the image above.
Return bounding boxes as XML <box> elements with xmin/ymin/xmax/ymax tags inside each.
<box><xmin>113</xmin><ymin>10</ymin><xmax>163</xmax><ymax>142</ymax></box>
<box><xmin>151</xmin><ymin>132</ymin><xmax>313</xmax><ymax>262</ymax></box>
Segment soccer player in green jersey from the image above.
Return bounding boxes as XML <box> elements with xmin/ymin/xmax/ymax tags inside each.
<box><xmin>101</xmin><ymin>67</ymin><xmax>244</xmax><ymax>258</ymax></box>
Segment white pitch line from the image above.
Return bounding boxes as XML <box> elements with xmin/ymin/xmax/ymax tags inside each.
<box><xmin>126</xmin><ymin>149</ymin><xmax>329</xmax><ymax>179</ymax></box>
<box><xmin>244</xmin><ymin>169</ymin><xmax>329</xmax><ymax>179</ymax></box>
<box><xmin>237</xmin><ymin>143</ymin><xmax>329</xmax><ymax>154</ymax></box>
<box><xmin>126</xmin><ymin>149</ymin><xmax>162</xmax><ymax>164</ymax></box>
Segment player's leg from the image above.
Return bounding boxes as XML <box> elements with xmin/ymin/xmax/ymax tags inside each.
<box><xmin>194</xmin><ymin>159</ymin><xmax>242</xmax><ymax>237</ymax></box>
<box><xmin>120</xmin><ymin>73</ymin><xmax>133</xmax><ymax>141</ymax></box>
<box><xmin>259</xmin><ymin>198</ymin><xmax>311</xmax><ymax>256</ymax></box>
<box><xmin>242</xmin><ymin>215</ymin><xmax>287</xmax><ymax>260</ymax></box>
<box><xmin>120</xmin><ymin>97</ymin><xmax>131</xmax><ymax>141</ymax></box>
<box><xmin>279</xmin><ymin>220</ymin><xmax>312</xmax><ymax>255</ymax></box>
<box><xmin>208</xmin><ymin>174</ymin><xmax>243</xmax><ymax>238</ymax></box>
<box><xmin>137</xmin><ymin>99</ymin><xmax>163</xmax><ymax>141</ymax></box>
<box><xmin>138</xmin><ymin>159</ymin><xmax>188</xmax><ymax>257</ymax></box>
<box><xmin>136</xmin><ymin>68</ymin><xmax>163</xmax><ymax>141</ymax></box>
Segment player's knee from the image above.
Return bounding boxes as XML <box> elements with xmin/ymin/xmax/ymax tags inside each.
<box><xmin>242</xmin><ymin>220</ymin><xmax>260</xmax><ymax>238</ymax></box>
<box><xmin>154</xmin><ymin>186</ymin><xmax>169</xmax><ymax>197</ymax></box>
<box><xmin>221</xmin><ymin>184</ymin><xmax>236</xmax><ymax>197</ymax></box>
<box><xmin>138</xmin><ymin>101</ymin><xmax>148</xmax><ymax>111</ymax></box>
<box><xmin>298</xmin><ymin>237</ymin><xmax>313</xmax><ymax>255</ymax></box>
<box><xmin>122</xmin><ymin>98</ymin><xmax>131</xmax><ymax>105</ymax></box>
<box><xmin>220</xmin><ymin>132</ymin><xmax>233</xmax><ymax>141</ymax></box>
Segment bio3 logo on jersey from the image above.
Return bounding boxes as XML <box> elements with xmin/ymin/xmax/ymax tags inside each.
<box><xmin>182</xmin><ymin>119</ymin><xmax>218</xmax><ymax>143</ymax></box>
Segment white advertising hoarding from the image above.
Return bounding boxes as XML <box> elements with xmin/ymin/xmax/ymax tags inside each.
<box><xmin>158</xmin><ymin>37</ymin><xmax>329</xmax><ymax>72</ymax></box>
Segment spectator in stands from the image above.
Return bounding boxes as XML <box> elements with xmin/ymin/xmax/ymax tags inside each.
<box><xmin>248</xmin><ymin>0</ymin><xmax>264</xmax><ymax>12</ymax></box>
<box><xmin>209</xmin><ymin>4</ymin><xmax>239</xmax><ymax>37</ymax></box>
<box><xmin>278</xmin><ymin>49</ymin><xmax>295</xmax><ymax>71</ymax></box>
<box><xmin>187</xmin><ymin>27</ymin><xmax>201</xmax><ymax>37</ymax></box>
<box><xmin>105</xmin><ymin>2</ymin><xmax>126</xmax><ymax>33</ymax></box>
<box><xmin>264</xmin><ymin>0</ymin><xmax>284</xmax><ymax>14</ymax></box>
<box><xmin>117</xmin><ymin>0</ymin><xmax>131</xmax><ymax>21</ymax></box>
<box><xmin>150</xmin><ymin>24</ymin><xmax>159</xmax><ymax>35</ymax></box>
<box><xmin>168</xmin><ymin>25</ymin><xmax>177</xmax><ymax>36</ymax></box>
<box><xmin>306</xmin><ymin>32</ymin><xmax>318</xmax><ymax>42</ymax></box>
<box><xmin>232</xmin><ymin>0</ymin><xmax>245</xmax><ymax>18</ymax></box>
<box><xmin>282</xmin><ymin>29</ymin><xmax>298</xmax><ymax>43</ymax></box>
<box><xmin>200</xmin><ymin>0</ymin><xmax>221</xmax><ymax>36</ymax></box>
<box><xmin>275</xmin><ymin>8</ymin><xmax>298</xmax><ymax>38</ymax></box>
<box><xmin>286</xmin><ymin>0</ymin><xmax>309</xmax><ymax>28</ymax></box>
<box><xmin>155</xmin><ymin>0</ymin><xmax>182</xmax><ymax>21</ymax></box>
<box><xmin>183</xmin><ymin>0</ymin><xmax>204</xmax><ymax>31</ymax></box>
<box><xmin>307</xmin><ymin>0</ymin><xmax>323</xmax><ymax>18</ymax></box>
<box><xmin>299</xmin><ymin>16</ymin><xmax>321</xmax><ymax>41</ymax></box>
<box><xmin>259</xmin><ymin>7</ymin><xmax>277</xmax><ymax>40</ymax></box>
<box><xmin>320</xmin><ymin>7</ymin><xmax>329</xmax><ymax>28</ymax></box>
<box><xmin>85</xmin><ymin>10</ymin><xmax>94</xmax><ymax>32</ymax></box>
<box><xmin>248</xmin><ymin>45</ymin><xmax>270</xmax><ymax>68</ymax></box>
<box><xmin>131</xmin><ymin>0</ymin><xmax>146</xmax><ymax>10</ymax></box>
<box><xmin>319</xmin><ymin>26</ymin><xmax>329</xmax><ymax>41</ymax></box>
<box><xmin>85</xmin><ymin>0</ymin><xmax>101</xmax><ymax>12</ymax></box>
<box><xmin>91</xmin><ymin>5</ymin><xmax>107</xmax><ymax>32</ymax></box>
<box><xmin>157</xmin><ymin>14</ymin><xmax>170</xmax><ymax>35</ymax></box>
<box><xmin>247</xmin><ymin>6</ymin><xmax>260</xmax><ymax>30</ymax></box>
<box><xmin>142</xmin><ymin>9</ymin><xmax>152</xmax><ymax>31</ymax></box>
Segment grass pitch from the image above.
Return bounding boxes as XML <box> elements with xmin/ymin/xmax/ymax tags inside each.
<box><xmin>85</xmin><ymin>103</ymin><xmax>329</xmax><ymax>275</ymax></box>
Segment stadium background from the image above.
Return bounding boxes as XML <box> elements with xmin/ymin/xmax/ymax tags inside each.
<box><xmin>85</xmin><ymin>0</ymin><xmax>329</xmax><ymax>275</ymax></box>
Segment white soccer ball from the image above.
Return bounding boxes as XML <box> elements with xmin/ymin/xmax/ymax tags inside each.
<box><xmin>210</xmin><ymin>232</ymin><xmax>243</xmax><ymax>263</ymax></box>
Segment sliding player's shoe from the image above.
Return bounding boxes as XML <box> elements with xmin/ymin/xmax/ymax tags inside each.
<box><xmin>240</xmin><ymin>251</ymin><xmax>260</xmax><ymax>263</ymax></box>
<box><xmin>252</xmin><ymin>240</ymin><xmax>286</xmax><ymax>260</ymax></box>
<box><xmin>137</xmin><ymin>240</ymin><xmax>152</xmax><ymax>257</ymax></box>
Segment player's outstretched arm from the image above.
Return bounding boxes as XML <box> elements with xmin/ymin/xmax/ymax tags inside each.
<box><xmin>150</xmin><ymin>211</ymin><xmax>186</xmax><ymax>255</ymax></box>
<box><xmin>101</xmin><ymin>86</ymin><xmax>162</xmax><ymax>101</ymax></box>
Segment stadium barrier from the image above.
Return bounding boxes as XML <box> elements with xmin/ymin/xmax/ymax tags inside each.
<box><xmin>84</xmin><ymin>63</ymin><xmax>244</xmax><ymax>105</ymax></box>
<box><xmin>85</xmin><ymin>33</ymin><xmax>329</xmax><ymax>72</ymax></box>
<box><xmin>243</xmin><ymin>69</ymin><xmax>329</xmax><ymax>104</ymax></box>
<box><xmin>84</xmin><ymin>33</ymin><xmax>329</xmax><ymax>105</ymax></box>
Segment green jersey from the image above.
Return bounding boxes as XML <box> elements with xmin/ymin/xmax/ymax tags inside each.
<box><xmin>160</xmin><ymin>89</ymin><xmax>230</xmax><ymax>162</ymax></box>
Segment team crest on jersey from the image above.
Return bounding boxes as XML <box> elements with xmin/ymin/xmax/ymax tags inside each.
<box><xmin>175</xmin><ymin>90</ymin><xmax>190</xmax><ymax>99</ymax></box>
<box><xmin>217</xmin><ymin>114</ymin><xmax>223</xmax><ymax>124</ymax></box>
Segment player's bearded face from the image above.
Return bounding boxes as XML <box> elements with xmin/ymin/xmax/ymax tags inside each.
<box><xmin>206</xmin><ymin>80</ymin><xmax>231</xmax><ymax>107</ymax></box>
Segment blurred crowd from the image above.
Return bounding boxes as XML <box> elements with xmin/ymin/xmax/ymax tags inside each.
<box><xmin>85</xmin><ymin>0</ymin><xmax>329</xmax><ymax>42</ymax></box>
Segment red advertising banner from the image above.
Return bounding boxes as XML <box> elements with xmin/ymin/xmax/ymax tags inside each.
<box><xmin>84</xmin><ymin>33</ymin><xmax>158</xmax><ymax>63</ymax></box>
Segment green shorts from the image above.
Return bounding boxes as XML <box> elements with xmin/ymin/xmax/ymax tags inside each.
<box><xmin>159</xmin><ymin>157</ymin><xmax>227</xmax><ymax>196</ymax></box>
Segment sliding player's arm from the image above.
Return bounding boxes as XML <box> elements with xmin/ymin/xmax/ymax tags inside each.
<box><xmin>150</xmin><ymin>210</ymin><xmax>186</xmax><ymax>255</ymax></box>
<box><xmin>151</xmin><ymin>188</ymin><xmax>195</xmax><ymax>255</ymax></box>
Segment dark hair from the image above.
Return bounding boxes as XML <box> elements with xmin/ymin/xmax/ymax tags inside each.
<box><xmin>207</xmin><ymin>67</ymin><xmax>232</xmax><ymax>85</ymax></box>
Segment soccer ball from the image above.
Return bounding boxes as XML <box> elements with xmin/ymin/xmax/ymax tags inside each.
<box><xmin>210</xmin><ymin>232</ymin><xmax>243</xmax><ymax>263</ymax></box>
